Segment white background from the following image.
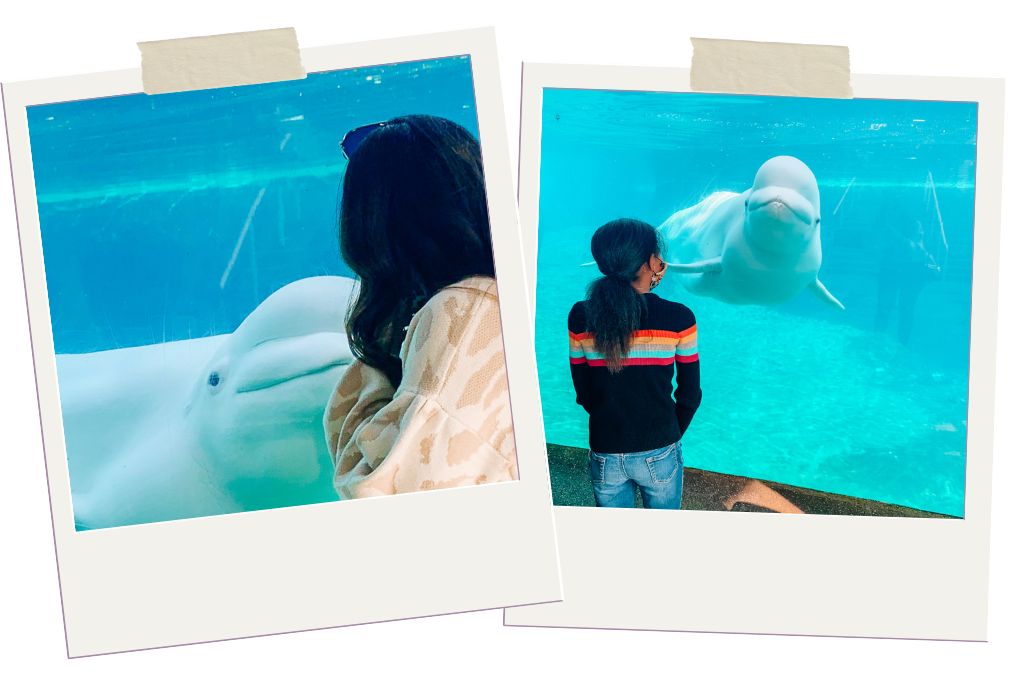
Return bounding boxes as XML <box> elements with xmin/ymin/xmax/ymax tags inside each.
<box><xmin>0</xmin><ymin>0</ymin><xmax>1019</xmax><ymax>679</ymax></box>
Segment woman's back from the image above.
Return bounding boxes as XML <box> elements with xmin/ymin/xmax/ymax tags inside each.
<box><xmin>328</xmin><ymin>114</ymin><xmax>514</xmax><ymax>498</ymax></box>
<box><xmin>568</xmin><ymin>292</ymin><xmax>701</xmax><ymax>453</ymax></box>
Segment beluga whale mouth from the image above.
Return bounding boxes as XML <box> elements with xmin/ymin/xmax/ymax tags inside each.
<box><xmin>229</xmin><ymin>331</ymin><xmax>353</xmax><ymax>395</ymax></box>
<box><xmin>235</xmin><ymin>358</ymin><xmax>349</xmax><ymax>394</ymax></box>
<box><xmin>747</xmin><ymin>190</ymin><xmax>815</xmax><ymax>226</ymax></box>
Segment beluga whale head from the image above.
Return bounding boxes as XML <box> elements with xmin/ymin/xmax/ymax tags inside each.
<box><xmin>186</xmin><ymin>275</ymin><xmax>358</xmax><ymax>491</ymax></box>
<box><xmin>743</xmin><ymin>155</ymin><xmax>822</xmax><ymax>257</ymax></box>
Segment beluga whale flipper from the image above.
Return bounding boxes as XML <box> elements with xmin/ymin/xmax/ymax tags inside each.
<box><xmin>657</xmin><ymin>156</ymin><xmax>844</xmax><ymax>310</ymax></box>
<box><xmin>58</xmin><ymin>275</ymin><xmax>358</xmax><ymax>530</ymax></box>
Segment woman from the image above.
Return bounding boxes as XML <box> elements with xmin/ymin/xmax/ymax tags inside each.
<box><xmin>568</xmin><ymin>218</ymin><xmax>702</xmax><ymax>509</ymax></box>
<box><xmin>323</xmin><ymin>115</ymin><xmax>518</xmax><ymax>498</ymax></box>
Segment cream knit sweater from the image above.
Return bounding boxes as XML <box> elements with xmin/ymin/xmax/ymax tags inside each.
<box><xmin>323</xmin><ymin>276</ymin><xmax>519</xmax><ymax>498</ymax></box>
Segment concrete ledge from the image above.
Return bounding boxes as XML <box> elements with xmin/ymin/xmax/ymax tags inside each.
<box><xmin>547</xmin><ymin>443</ymin><xmax>956</xmax><ymax>518</ymax></box>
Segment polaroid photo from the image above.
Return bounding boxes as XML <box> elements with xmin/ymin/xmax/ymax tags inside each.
<box><xmin>507</xmin><ymin>62</ymin><xmax>1002</xmax><ymax>639</ymax></box>
<box><xmin>3</xmin><ymin>28</ymin><xmax>560</xmax><ymax>657</ymax></box>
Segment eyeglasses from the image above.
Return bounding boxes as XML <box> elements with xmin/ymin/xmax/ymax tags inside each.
<box><xmin>651</xmin><ymin>256</ymin><xmax>667</xmax><ymax>290</ymax></box>
<box><xmin>339</xmin><ymin>120</ymin><xmax>390</xmax><ymax>160</ymax></box>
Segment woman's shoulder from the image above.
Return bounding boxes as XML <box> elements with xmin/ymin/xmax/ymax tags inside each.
<box><xmin>412</xmin><ymin>275</ymin><xmax>499</xmax><ymax>326</ymax></box>
<box><xmin>429</xmin><ymin>274</ymin><xmax>498</xmax><ymax>303</ymax></box>
<box><xmin>647</xmin><ymin>293</ymin><xmax>697</xmax><ymax>327</ymax></box>
<box><xmin>400</xmin><ymin>275</ymin><xmax>502</xmax><ymax>389</ymax></box>
<box><xmin>568</xmin><ymin>299</ymin><xmax>587</xmax><ymax>316</ymax></box>
<box><xmin>567</xmin><ymin>300</ymin><xmax>589</xmax><ymax>331</ymax></box>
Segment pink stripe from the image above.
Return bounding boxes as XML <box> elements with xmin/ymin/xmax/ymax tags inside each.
<box><xmin>676</xmin><ymin>353</ymin><xmax>699</xmax><ymax>363</ymax></box>
<box><xmin>570</xmin><ymin>357</ymin><xmax>587</xmax><ymax>365</ymax></box>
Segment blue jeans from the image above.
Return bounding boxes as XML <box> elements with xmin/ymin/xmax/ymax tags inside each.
<box><xmin>588</xmin><ymin>441</ymin><xmax>683</xmax><ymax>509</ymax></box>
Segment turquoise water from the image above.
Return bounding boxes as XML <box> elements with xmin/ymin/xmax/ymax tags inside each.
<box><xmin>536</xmin><ymin>89</ymin><xmax>977</xmax><ymax>517</ymax></box>
<box><xmin>26</xmin><ymin>56</ymin><xmax>480</xmax><ymax>527</ymax></box>
<box><xmin>28</xmin><ymin>56</ymin><xmax>478</xmax><ymax>353</ymax></box>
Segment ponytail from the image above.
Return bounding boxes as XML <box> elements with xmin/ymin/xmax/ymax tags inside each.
<box><xmin>583</xmin><ymin>218</ymin><xmax>662</xmax><ymax>373</ymax></box>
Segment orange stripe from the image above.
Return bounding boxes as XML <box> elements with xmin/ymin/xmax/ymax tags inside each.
<box><xmin>632</xmin><ymin>327</ymin><xmax>694</xmax><ymax>339</ymax></box>
<box><xmin>569</xmin><ymin>325</ymin><xmax>695</xmax><ymax>342</ymax></box>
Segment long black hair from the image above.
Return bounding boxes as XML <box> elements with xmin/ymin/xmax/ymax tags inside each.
<box><xmin>339</xmin><ymin>114</ymin><xmax>494</xmax><ymax>387</ymax></box>
<box><xmin>584</xmin><ymin>218</ymin><xmax>663</xmax><ymax>373</ymax></box>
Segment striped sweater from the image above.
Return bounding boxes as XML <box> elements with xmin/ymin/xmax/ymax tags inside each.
<box><xmin>568</xmin><ymin>293</ymin><xmax>702</xmax><ymax>453</ymax></box>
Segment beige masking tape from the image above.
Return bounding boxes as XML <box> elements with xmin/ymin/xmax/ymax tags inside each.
<box><xmin>690</xmin><ymin>37</ymin><xmax>852</xmax><ymax>98</ymax></box>
<box><xmin>138</xmin><ymin>28</ymin><xmax>306</xmax><ymax>95</ymax></box>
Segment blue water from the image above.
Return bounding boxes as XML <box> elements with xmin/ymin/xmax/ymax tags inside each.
<box><xmin>28</xmin><ymin>55</ymin><xmax>479</xmax><ymax>353</ymax></box>
<box><xmin>536</xmin><ymin>89</ymin><xmax>977</xmax><ymax>517</ymax></box>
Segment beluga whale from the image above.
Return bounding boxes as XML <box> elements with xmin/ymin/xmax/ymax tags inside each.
<box><xmin>657</xmin><ymin>155</ymin><xmax>844</xmax><ymax>310</ymax></box>
<box><xmin>57</xmin><ymin>275</ymin><xmax>358</xmax><ymax>530</ymax></box>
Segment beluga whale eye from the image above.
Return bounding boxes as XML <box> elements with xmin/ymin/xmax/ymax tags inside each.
<box><xmin>207</xmin><ymin>370</ymin><xmax>224</xmax><ymax>393</ymax></box>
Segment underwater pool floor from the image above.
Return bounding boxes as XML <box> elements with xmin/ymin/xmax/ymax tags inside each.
<box><xmin>537</xmin><ymin>290</ymin><xmax>968</xmax><ymax>517</ymax></box>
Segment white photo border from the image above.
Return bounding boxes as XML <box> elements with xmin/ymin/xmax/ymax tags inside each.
<box><xmin>3</xmin><ymin>29</ymin><xmax>562</xmax><ymax>657</ymax></box>
<box><xmin>507</xmin><ymin>62</ymin><xmax>1002</xmax><ymax>641</ymax></box>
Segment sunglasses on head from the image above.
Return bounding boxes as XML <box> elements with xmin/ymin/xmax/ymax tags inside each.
<box><xmin>339</xmin><ymin>120</ymin><xmax>390</xmax><ymax>160</ymax></box>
